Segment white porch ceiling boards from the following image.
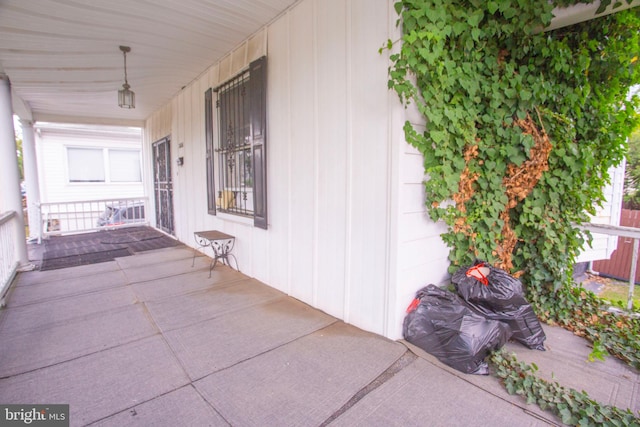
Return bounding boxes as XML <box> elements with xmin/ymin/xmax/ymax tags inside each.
<box><xmin>1</xmin><ymin>0</ymin><xmax>638</xmax><ymax>126</ymax></box>
<box><xmin>0</xmin><ymin>0</ymin><xmax>298</xmax><ymax>125</ymax></box>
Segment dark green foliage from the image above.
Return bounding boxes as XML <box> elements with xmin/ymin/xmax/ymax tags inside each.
<box><xmin>388</xmin><ymin>1</ymin><xmax>639</xmax><ymax>283</ymax></box>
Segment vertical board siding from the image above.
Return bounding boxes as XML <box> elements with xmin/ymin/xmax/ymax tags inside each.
<box><xmin>288</xmin><ymin>0</ymin><xmax>316</xmax><ymax>304</ymax></box>
<box><xmin>145</xmin><ymin>102</ymin><xmax>173</xmax><ymax>229</ymax></box>
<box><xmin>194</xmin><ymin>78</ymin><xmax>210</xmax><ymax>234</ymax></box>
<box><xmin>147</xmin><ymin>104</ymin><xmax>172</xmax><ymax>143</ymax></box>
<box><xmin>314</xmin><ymin>0</ymin><xmax>348</xmax><ymax>319</ymax></box>
<box><xmin>174</xmin><ymin>91</ymin><xmax>186</xmax><ymax>237</ymax></box>
<box><xmin>248</xmin><ymin>29</ymin><xmax>266</xmax><ymax>63</ymax></box>
<box><xmin>143</xmin><ymin>0</ymin><xmax>449</xmax><ymax>339</ymax></box>
<box><xmin>344</xmin><ymin>0</ymin><xmax>391</xmax><ymax>333</ymax></box>
<box><xmin>265</xmin><ymin>15</ymin><xmax>291</xmax><ymax>294</ymax></box>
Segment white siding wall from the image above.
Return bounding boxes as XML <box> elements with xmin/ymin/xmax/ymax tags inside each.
<box><xmin>143</xmin><ymin>0</ymin><xmax>449</xmax><ymax>339</ymax></box>
<box><xmin>142</xmin><ymin>103</ymin><xmax>173</xmax><ymax>228</ymax></box>
<box><xmin>36</xmin><ymin>126</ymin><xmax>144</xmax><ymax>203</ymax></box>
<box><xmin>386</xmin><ymin>95</ymin><xmax>452</xmax><ymax>337</ymax></box>
<box><xmin>576</xmin><ymin>161</ymin><xmax>625</xmax><ymax>262</ymax></box>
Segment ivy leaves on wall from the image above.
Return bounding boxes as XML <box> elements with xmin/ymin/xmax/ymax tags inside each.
<box><xmin>387</xmin><ymin>0</ymin><xmax>640</xmax><ymax>296</ymax></box>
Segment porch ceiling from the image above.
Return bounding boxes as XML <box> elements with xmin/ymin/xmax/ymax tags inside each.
<box><xmin>0</xmin><ymin>1</ymin><xmax>638</xmax><ymax>127</ymax></box>
<box><xmin>0</xmin><ymin>0</ymin><xmax>299</xmax><ymax>125</ymax></box>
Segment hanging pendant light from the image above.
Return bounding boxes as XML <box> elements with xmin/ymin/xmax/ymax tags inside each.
<box><xmin>118</xmin><ymin>45</ymin><xmax>135</xmax><ymax>109</ymax></box>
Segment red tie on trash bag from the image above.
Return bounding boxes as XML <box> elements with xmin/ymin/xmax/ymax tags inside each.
<box><xmin>466</xmin><ymin>263</ymin><xmax>489</xmax><ymax>286</ymax></box>
<box><xmin>406</xmin><ymin>297</ymin><xmax>421</xmax><ymax>313</ymax></box>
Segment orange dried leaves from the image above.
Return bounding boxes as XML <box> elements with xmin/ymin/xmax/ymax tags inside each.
<box><xmin>453</xmin><ymin>144</ymin><xmax>479</xmax><ymax>235</ymax></box>
<box><xmin>503</xmin><ymin>113</ymin><xmax>552</xmax><ymax>209</ymax></box>
<box><xmin>495</xmin><ymin>112</ymin><xmax>552</xmax><ymax>271</ymax></box>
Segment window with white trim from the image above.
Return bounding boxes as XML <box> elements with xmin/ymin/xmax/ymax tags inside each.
<box><xmin>67</xmin><ymin>147</ymin><xmax>142</xmax><ymax>183</ymax></box>
<box><xmin>205</xmin><ymin>56</ymin><xmax>268</xmax><ymax>229</ymax></box>
<box><xmin>67</xmin><ymin>147</ymin><xmax>105</xmax><ymax>182</ymax></box>
<box><xmin>109</xmin><ymin>149</ymin><xmax>141</xmax><ymax>182</ymax></box>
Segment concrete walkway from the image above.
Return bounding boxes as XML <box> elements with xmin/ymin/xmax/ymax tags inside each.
<box><xmin>0</xmin><ymin>245</ymin><xmax>638</xmax><ymax>426</ymax></box>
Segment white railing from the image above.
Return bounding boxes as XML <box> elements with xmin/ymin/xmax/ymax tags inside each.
<box><xmin>0</xmin><ymin>210</ymin><xmax>19</xmax><ymax>304</ymax></box>
<box><xmin>39</xmin><ymin>197</ymin><xmax>149</xmax><ymax>240</ymax></box>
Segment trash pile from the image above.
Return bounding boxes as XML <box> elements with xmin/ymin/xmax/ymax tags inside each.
<box><xmin>403</xmin><ymin>261</ymin><xmax>546</xmax><ymax>375</ymax></box>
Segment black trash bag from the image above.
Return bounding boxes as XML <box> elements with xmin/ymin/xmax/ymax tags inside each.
<box><xmin>451</xmin><ymin>261</ymin><xmax>546</xmax><ymax>351</ymax></box>
<box><xmin>403</xmin><ymin>284</ymin><xmax>512</xmax><ymax>375</ymax></box>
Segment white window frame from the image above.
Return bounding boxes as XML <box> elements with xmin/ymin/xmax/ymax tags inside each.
<box><xmin>67</xmin><ymin>147</ymin><xmax>106</xmax><ymax>183</ymax></box>
<box><xmin>66</xmin><ymin>146</ymin><xmax>142</xmax><ymax>184</ymax></box>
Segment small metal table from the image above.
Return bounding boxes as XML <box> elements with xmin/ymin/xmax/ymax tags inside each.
<box><xmin>192</xmin><ymin>230</ymin><xmax>239</xmax><ymax>277</ymax></box>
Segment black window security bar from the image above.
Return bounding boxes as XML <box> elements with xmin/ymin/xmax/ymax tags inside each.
<box><xmin>215</xmin><ymin>70</ymin><xmax>253</xmax><ymax>216</ymax></box>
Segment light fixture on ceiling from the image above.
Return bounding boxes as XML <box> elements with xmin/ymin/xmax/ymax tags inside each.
<box><xmin>118</xmin><ymin>45</ymin><xmax>135</xmax><ymax>109</ymax></box>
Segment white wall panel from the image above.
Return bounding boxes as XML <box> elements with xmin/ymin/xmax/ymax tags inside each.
<box><xmin>265</xmin><ymin>15</ymin><xmax>291</xmax><ymax>294</ymax></box>
<box><xmin>401</xmin><ymin>152</ymin><xmax>426</xmax><ymax>183</ymax></box>
<box><xmin>399</xmin><ymin>236</ymin><xmax>450</xmax><ymax>270</ymax></box>
<box><xmin>248</xmin><ymin>29</ymin><xmax>267</xmax><ymax>63</ymax></box>
<box><xmin>345</xmin><ymin>0</ymin><xmax>391</xmax><ymax>334</ymax></box>
<box><xmin>144</xmin><ymin>102</ymin><xmax>172</xmax><ymax>229</ymax></box>
<box><xmin>183</xmin><ymin>85</ymin><xmax>196</xmax><ymax>238</ymax></box>
<box><xmin>147</xmin><ymin>104</ymin><xmax>172</xmax><ymax>143</ymax></box>
<box><xmin>314</xmin><ymin>0</ymin><xmax>349</xmax><ymax>319</ymax></box>
<box><xmin>287</xmin><ymin>0</ymin><xmax>316</xmax><ymax>304</ymax></box>
<box><xmin>401</xmin><ymin>183</ymin><xmax>427</xmax><ymax>214</ymax></box>
<box><xmin>399</xmin><ymin>211</ymin><xmax>445</xmax><ymax>242</ymax></box>
<box><xmin>218</xmin><ymin>55</ymin><xmax>232</xmax><ymax>83</ymax></box>
<box><xmin>250</xmin><ymin>229</ymin><xmax>270</xmax><ymax>284</ymax></box>
<box><xmin>173</xmin><ymin>90</ymin><xmax>187</xmax><ymax>238</ymax></box>
<box><xmin>143</xmin><ymin>0</ymin><xmax>451</xmax><ymax>340</ymax></box>
<box><xmin>193</xmin><ymin>77</ymin><xmax>210</xmax><ymax>235</ymax></box>
<box><xmin>231</xmin><ymin>44</ymin><xmax>248</xmax><ymax>76</ymax></box>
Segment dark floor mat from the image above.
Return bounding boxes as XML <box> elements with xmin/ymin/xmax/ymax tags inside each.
<box><xmin>40</xmin><ymin>227</ymin><xmax>182</xmax><ymax>271</ymax></box>
<box><xmin>100</xmin><ymin>229</ymin><xmax>169</xmax><ymax>244</ymax></box>
<box><xmin>127</xmin><ymin>235</ymin><xmax>182</xmax><ymax>253</ymax></box>
<box><xmin>41</xmin><ymin>248</ymin><xmax>133</xmax><ymax>271</ymax></box>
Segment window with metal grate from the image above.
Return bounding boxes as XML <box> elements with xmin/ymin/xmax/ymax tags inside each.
<box><xmin>205</xmin><ymin>56</ymin><xmax>267</xmax><ymax>229</ymax></box>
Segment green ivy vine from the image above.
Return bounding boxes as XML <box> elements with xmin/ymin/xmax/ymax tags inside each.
<box><xmin>386</xmin><ymin>0</ymin><xmax>640</xmax><ymax>423</ymax></box>
<box><xmin>489</xmin><ymin>350</ymin><xmax>640</xmax><ymax>426</ymax></box>
<box><xmin>387</xmin><ymin>0</ymin><xmax>639</xmax><ymax>281</ymax></box>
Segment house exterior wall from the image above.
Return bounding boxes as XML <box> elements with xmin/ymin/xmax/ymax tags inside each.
<box><xmin>142</xmin><ymin>103</ymin><xmax>173</xmax><ymax>229</ymax></box>
<box><xmin>576</xmin><ymin>161</ymin><xmax>625</xmax><ymax>263</ymax></box>
<box><xmin>386</xmin><ymin>101</ymin><xmax>451</xmax><ymax>338</ymax></box>
<box><xmin>36</xmin><ymin>124</ymin><xmax>144</xmax><ymax>203</ymax></box>
<box><xmin>143</xmin><ymin>0</ymin><xmax>450</xmax><ymax>339</ymax></box>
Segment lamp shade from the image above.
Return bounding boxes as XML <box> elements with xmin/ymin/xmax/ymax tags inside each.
<box><xmin>118</xmin><ymin>46</ymin><xmax>135</xmax><ymax>109</ymax></box>
<box><xmin>118</xmin><ymin>83</ymin><xmax>135</xmax><ymax>109</ymax></box>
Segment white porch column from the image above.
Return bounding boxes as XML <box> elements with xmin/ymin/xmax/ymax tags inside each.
<box><xmin>0</xmin><ymin>73</ymin><xmax>29</xmax><ymax>266</ymax></box>
<box><xmin>20</xmin><ymin>119</ymin><xmax>41</xmax><ymax>241</ymax></box>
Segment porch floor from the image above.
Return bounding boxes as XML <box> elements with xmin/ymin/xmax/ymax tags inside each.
<box><xmin>0</xmin><ymin>243</ymin><xmax>638</xmax><ymax>426</ymax></box>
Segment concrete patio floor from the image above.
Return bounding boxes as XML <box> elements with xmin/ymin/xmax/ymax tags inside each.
<box><xmin>0</xmin><ymin>243</ymin><xmax>638</xmax><ymax>426</ymax></box>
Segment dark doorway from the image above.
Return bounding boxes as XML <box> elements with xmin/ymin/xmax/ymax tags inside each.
<box><xmin>152</xmin><ymin>136</ymin><xmax>174</xmax><ymax>235</ymax></box>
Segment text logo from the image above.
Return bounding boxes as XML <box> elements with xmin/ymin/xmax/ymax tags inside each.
<box><xmin>0</xmin><ymin>405</ymin><xmax>69</xmax><ymax>426</ymax></box>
